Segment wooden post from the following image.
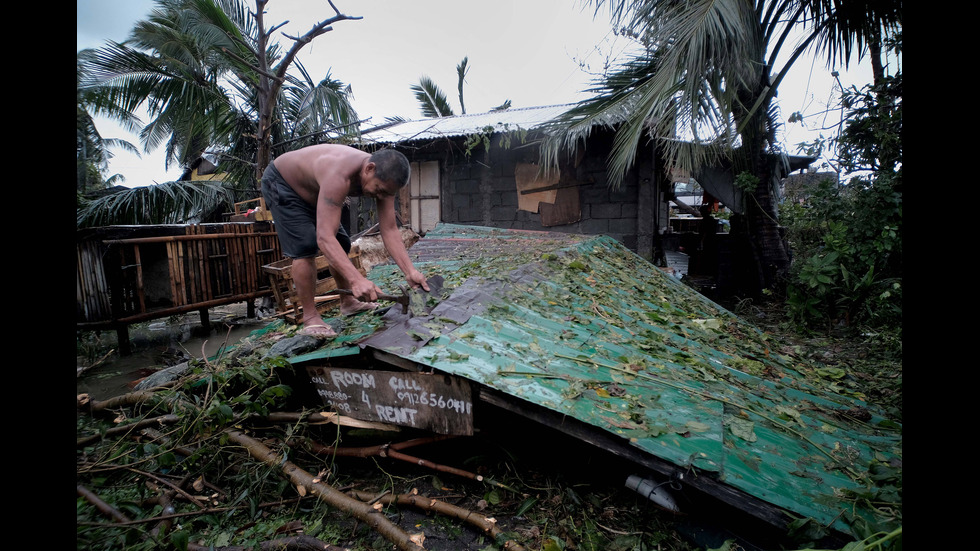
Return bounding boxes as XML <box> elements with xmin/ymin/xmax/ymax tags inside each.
<box><xmin>114</xmin><ymin>323</ymin><xmax>131</xmax><ymax>356</ymax></box>
<box><xmin>199</xmin><ymin>307</ymin><xmax>211</xmax><ymax>334</ymax></box>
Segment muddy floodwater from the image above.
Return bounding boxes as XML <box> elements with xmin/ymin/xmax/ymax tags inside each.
<box><xmin>77</xmin><ymin>303</ymin><xmax>273</xmax><ymax>399</ymax></box>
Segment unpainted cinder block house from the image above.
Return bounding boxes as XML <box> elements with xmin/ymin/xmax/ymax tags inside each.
<box><xmin>350</xmin><ymin>104</ymin><xmax>672</xmax><ymax>260</ymax></box>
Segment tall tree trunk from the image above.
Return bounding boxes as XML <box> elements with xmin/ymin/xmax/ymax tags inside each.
<box><xmin>729</xmin><ymin>79</ymin><xmax>792</xmax><ymax>299</ymax></box>
<box><xmin>745</xmin><ymin>166</ymin><xmax>791</xmax><ymax>297</ymax></box>
<box><xmin>253</xmin><ymin>0</ymin><xmax>274</xmax><ymax>190</ymax></box>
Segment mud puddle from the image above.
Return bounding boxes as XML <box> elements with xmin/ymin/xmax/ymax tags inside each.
<box><xmin>77</xmin><ymin>302</ymin><xmax>274</xmax><ymax>399</ymax></box>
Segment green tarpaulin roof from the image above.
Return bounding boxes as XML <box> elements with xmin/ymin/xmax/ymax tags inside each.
<box><xmin>290</xmin><ymin>223</ymin><xmax>901</xmax><ymax>538</ymax></box>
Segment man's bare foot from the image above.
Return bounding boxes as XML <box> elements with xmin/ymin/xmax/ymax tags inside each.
<box><xmin>340</xmin><ymin>298</ymin><xmax>379</xmax><ymax>316</ymax></box>
<box><xmin>298</xmin><ymin>323</ymin><xmax>337</xmax><ymax>339</ymax></box>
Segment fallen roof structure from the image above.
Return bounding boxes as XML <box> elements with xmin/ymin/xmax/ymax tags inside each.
<box><xmin>284</xmin><ymin>223</ymin><xmax>901</xmax><ymax>540</ymax></box>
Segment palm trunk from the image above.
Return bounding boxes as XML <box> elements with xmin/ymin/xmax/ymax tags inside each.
<box><xmin>731</xmin><ymin>82</ymin><xmax>792</xmax><ymax>299</ymax></box>
<box><xmin>745</xmin><ymin>168</ymin><xmax>791</xmax><ymax>295</ymax></box>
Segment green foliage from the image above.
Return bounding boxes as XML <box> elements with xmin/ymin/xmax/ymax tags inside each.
<box><xmin>734</xmin><ymin>171</ymin><xmax>759</xmax><ymax>194</ymax></box>
<box><xmin>77</xmin><ymin>353</ymin><xmax>304</xmax><ymax>550</ymax></box>
<box><xmin>77</xmin><ymin>0</ymin><xmax>360</xmax><ymax>195</ymax></box>
<box><xmin>782</xmin><ymin>56</ymin><xmax>902</xmax><ymax>333</ymax></box>
<box><xmin>411</xmin><ymin>75</ymin><xmax>455</xmax><ymax>118</ymax></box>
<box><xmin>836</xmin><ymin>75</ymin><xmax>903</xmax><ymax>175</ymax></box>
<box><xmin>781</xmin><ymin>174</ymin><xmax>902</xmax><ymax>331</ymax></box>
<box><xmin>463</xmin><ymin>123</ymin><xmax>527</xmax><ymax>160</ymax></box>
<box><xmin>77</xmin><ymin>51</ymin><xmax>140</xmax><ymax>193</ymax></box>
<box><xmin>76</xmin><ymin>179</ymin><xmax>235</xmax><ymax>227</ymax></box>
<box><xmin>464</xmin><ymin>125</ymin><xmax>496</xmax><ymax>158</ymax></box>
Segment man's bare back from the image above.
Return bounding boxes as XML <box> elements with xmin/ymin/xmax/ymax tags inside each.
<box><xmin>272</xmin><ymin>144</ymin><xmax>370</xmax><ymax>206</ymax></box>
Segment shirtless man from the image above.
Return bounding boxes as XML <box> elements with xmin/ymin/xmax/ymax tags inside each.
<box><xmin>261</xmin><ymin>145</ymin><xmax>429</xmax><ymax>337</ymax></box>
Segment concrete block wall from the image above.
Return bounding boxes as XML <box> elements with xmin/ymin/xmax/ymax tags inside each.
<box><xmin>356</xmin><ymin>133</ymin><xmax>665</xmax><ymax>257</ymax></box>
<box><xmin>441</xmin><ymin>135</ymin><xmax>643</xmax><ymax>252</ymax></box>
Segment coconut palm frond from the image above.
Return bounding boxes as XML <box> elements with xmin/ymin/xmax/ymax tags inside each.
<box><xmin>544</xmin><ymin>0</ymin><xmax>801</xmax><ymax>188</ymax></box>
<box><xmin>539</xmin><ymin>48</ymin><xmax>678</xmax><ymax>185</ymax></box>
<box><xmin>78</xmin><ymin>52</ymin><xmax>143</xmax><ymax>192</ymax></box>
<box><xmin>411</xmin><ymin>76</ymin><xmax>455</xmax><ymax>118</ymax></box>
<box><xmin>288</xmin><ymin>64</ymin><xmax>360</xmax><ymax>141</ymax></box>
<box><xmin>456</xmin><ymin>56</ymin><xmax>469</xmax><ymax>114</ymax></box>
<box><xmin>77</xmin><ymin>0</ymin><xmax>363</xmax><ymax>205</ymax></box>
<box><xmin>76</xmin><ymin>180</ymin><xmax>234</xmax><ymax>228</ymax></box>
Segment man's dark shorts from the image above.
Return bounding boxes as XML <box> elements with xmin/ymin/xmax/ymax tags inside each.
<box><xmin>261</xmin><ymin>162</ymin><xmax>351</xmax><ymax>258</ymax></box>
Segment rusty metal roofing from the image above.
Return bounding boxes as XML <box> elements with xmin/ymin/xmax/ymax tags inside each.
<box><xmin>286</xmin><ymin>223</ymin><xmax>901</xmax><ymax>539</ymax></box>
<box><xmin>357</xmin><ymin>104</ymin><xmax>575</xmax><ymax>145</ymax></box>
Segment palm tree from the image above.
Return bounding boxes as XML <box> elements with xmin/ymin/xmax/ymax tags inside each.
<box><xmin>411</xmin><ymin>56</ymin><xmax>511</xmax><ymax>118</ymax></box>
<box><xmin>541</xmin><ymin>0</ymin><xmax>901</xmax><ymax>296</ymax></box>
<box><xmin>77</xmin><ymin>51</ymin><xmax>140</xmax><ymax>194</ymax></box>
<box><xmin>78</xmin><ymin>0</ymin><xmax>362</xmax><ymax>197</ymax></box>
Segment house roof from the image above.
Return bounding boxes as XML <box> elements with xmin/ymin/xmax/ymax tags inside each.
<box><xmin>357</xmin><ymin>104</ymin><xmax>576</xmax><ymax>145</ymax></box>
<box><xmin>283</xmin><ymin>224</ymin><xmax>901</xmax><ymax>538</ymax></box>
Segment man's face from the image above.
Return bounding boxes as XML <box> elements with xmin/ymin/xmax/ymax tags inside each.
<box><xmin>363</xmin><ymin>176</ymin><xmax>398</xmax><ymax>200</ymax></box>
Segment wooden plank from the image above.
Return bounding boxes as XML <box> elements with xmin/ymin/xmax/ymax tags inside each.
<box><xmin>539</xmin><ymin>185</ymin><xmax>582</xmax><ymax>227</ymax></box>
<box><xmin>184</xmin><ymin>227</ymin><xmax>198</xmax><ymax>303</ymax></box>
<box><xmin>105</xmin><ymin>232</ymin><xmax>279</xmax><ymax>244</ymax></box>
<box><xmin>200</xmin><ymin>228</ymin><xmax>212</xmax><ymax>302</ymax></box>
<box><xmin>114</xmin><ymin>290</ymin><xmax>272</xmax><ymax>324</ymax></box>
<box><xmin>193</xmin><ymin>226</ymin><xmax>206</xmax><ymax>302</ymax></box>
<box><xmin>177</xmin><ymin>238</ymin><xmax>189</xmax><ymax>306</ymax></box>
<box><xmin>306</xmin><ymin>367</ymin><xmax>474</xmax><ymax>436</ymax></box>
<box><xmin>219</xmin><ymin>232</ymin><xmax>232</xmax><ymax>297</ymax></box>
<box><xmin>230</xmin><ymin>227</ymin><xmax>244</xmax><ymax>296</ymax></box>
<box><xmin>166</xmin><ymin>241</ymin><xmax>180</xmax><ymax>307</ymax></box>
<box><xmin>246</xmin><ymin>229</ymin><xmax>258</xmax><ymax>291</ymax></box>
<box><xmin>515</xmin><ymin>162</ymin><xmax>559</xmax><ymax>213</ymax></box>
<box><xmin>133</xmin><ymin>245</ymin><xmax>146</xmax><ymax>313</ymax></box>
<box><xmin>313</xmin><ymin>276</ymin><xmax>340</xmax><ymax>297</ymax></box>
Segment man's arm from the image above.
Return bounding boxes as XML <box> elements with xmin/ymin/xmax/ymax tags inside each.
<box><xmin>376</xmin><ymin>195</ymin><xmax>429</xmax><ymax>291</ymax></box>
<box><xmin>315</xmin><ymin>184</ymin><xmax>381</xmax><ymax>301</ymax></box>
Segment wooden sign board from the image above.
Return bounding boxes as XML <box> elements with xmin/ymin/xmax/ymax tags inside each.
<box><xmin>306</xmin><ymin>367</ymin><xmax>474</xmax><ymax>435</ymax></box>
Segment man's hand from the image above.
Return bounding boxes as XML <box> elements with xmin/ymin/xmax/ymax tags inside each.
<box><xmin>405</xmin><ymin>269</ymin><xmax>430</xmax><ymax>292</ymax></box>
<box><xmin>350</xmin><ymin>276</ymin><xmax>382</xmax><ymax>302</ymax></box>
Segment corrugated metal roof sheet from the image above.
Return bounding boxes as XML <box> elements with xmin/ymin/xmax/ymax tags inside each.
<box><xmin>289</xmin><ymin>223</ymin><xmax>901</xmax><ymax>538</ymax></box>
<box><xmin>357</xmin><ymin>104</ymin><xmax>575</xmax><ymax>145</ymax></box>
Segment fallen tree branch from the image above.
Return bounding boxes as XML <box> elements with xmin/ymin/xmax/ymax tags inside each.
<box><xmin>307</xmin><ymin>435</ymin><xmax>456</xmax><ymax>459</ymax></box>
<box><xmin>310</xmin><ymin>436</ymin><xmax>483</xmax><ymax>482</ymax></box>
<box><xmin>78</xmin><ymin>483</ymin><xmax>166</xmax><ymax>547</ymax></box>
<box><xmin>142</xmin><ymin>485</ymin><xmax>178</xmax><ymax>540</ymax></box>
<box><xmin>268</xmin><ymin>411</ymin><xmax>400</xmax><ymax>431</ymax></box>
<box><xmin>225</xmin><ymin>429</ymin><xmax>425</xmax><ymax>551</ymax></box>
<box><xmin>77</xmin><ymin>484</ymin><xmax>131</xmax><ymax>524</ymax></box>
<box><xmin>77</xmin><ymin>390</ymin><xmax>193</xmax><ymax>416</ymax></box>
<box><xmin>128</xmin><ymin>468</ymin><xmax>209</xmax><ymax>510</ymax></box>
<box><xmin>305</xmin><ymin>435</ymin><xmax>518</xmax><ymax>491</ymax></box>
<box><xmin>76</xmin><ymin>414</ymin><xmax>180</xmax><ymax>448</ymax></box>
<box><xmin>349</xmin><ymin>489</ymin><xmax>527</xmax><ymax>551</ymax></box>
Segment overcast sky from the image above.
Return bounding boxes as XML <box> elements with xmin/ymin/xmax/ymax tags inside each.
<box><xmin>77</xmin><ymin>0</ymin><xmax>880</xmax><ymax>187</ymax></box>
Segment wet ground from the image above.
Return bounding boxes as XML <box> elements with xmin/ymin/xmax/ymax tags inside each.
<box><xmin>76</xmin><ymin>302</ymin><xmax>273</xmax><ymax>399</ymax></box>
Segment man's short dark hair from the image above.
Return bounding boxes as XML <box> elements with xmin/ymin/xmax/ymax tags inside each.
<box><xmin>371</xmin><ymin>149</ymin><xmax>410</xmax><ymax>188</ymax></box>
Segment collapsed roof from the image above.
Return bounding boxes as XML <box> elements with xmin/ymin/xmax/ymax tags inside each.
<box><xmin>285</xmin><ymin>223</ymin><xmax>901</xmax><ymax>539</ymax></box>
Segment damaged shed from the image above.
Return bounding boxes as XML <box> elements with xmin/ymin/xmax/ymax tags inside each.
<box><xmin>353</xmin><ymin>104</ymin><xmax>671</xmax><ymax>260</ymax></box>
<box><xmin>276</xmin><ymin>223</ymin><xmax>902</xmax><ymax>541</ymax></box>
